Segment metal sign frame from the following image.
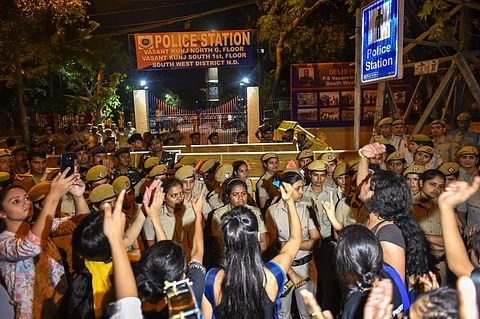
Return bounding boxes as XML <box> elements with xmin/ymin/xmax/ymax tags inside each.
<box><xmin>360</xmin><ymin>0</ymin><xmax>404</xmax><ymax>84</ymax></box>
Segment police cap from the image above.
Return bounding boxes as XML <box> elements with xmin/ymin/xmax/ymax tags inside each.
<box><xmin>175</xmin><ymin>165</ymin><xmax>195</xmax><ymax>180</ymax></box>
<box><xmin>114</xmin><ymin>147</ymin><xmax>130</xmax><ymax>158</ymax></box>
<box><xmin>89</xmin><ymin>146</ymin><xmax>108</xmax><ymax>155</ymax></box>
<box><xmin>28</xmin><ymin>181</ymin><xmax>51</xmax><ymax>203</ymax></box>
<box><xmin>438</xmin><ymin>162</ymin><xmax>460</xmax><ymax>176</ymax></box>
<box><xmin>89</xmin><ymin>184</ymin><xmax>116</xmax><ymax>204</ymax></box>
<box><xmin>86</xmin><ymin>165</ymin><xmax>109</xmax><ymax>183</ymax></box>
<box><xmin>112</xmin><ymin>176</ymin><xmax>131</xmax><ymax>195</ymax></box>
<box><xmin>127</xmin><ymin>133</ymin><xmax>143</xmax><ymax>144</ymax></box>
<box><xmin>215</xmin><ymin>164</ymin><xmax>234</xmax><ymax>183</ymax></box>
<box><xmin>308</xmin><ymin>160</ymin><xmax>328</xmax><ymax>172</ymax></box>
<box><xmin>403</xmin><ymin>165</ymin><xmax>426</xmax><ymax>176</ymax></box>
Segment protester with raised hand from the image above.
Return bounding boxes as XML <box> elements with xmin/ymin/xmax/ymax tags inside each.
<box><xmin>0</xmin><ymin>168</ymin><xmax>78</xmax><ymax>318</ymax></box>
<box><xmin>103</xmin><ymin>190</ymin><xmax>142</xmax><ymax>319</ymax></box>
<box><xmin>136</xmin><ymin>179</ymin><xmax>206</xmax><ymax>318</ymax></box>
<box><xmin>437</xmin><ymin>176</ymin><xmax>480</xmax><ymax>277</ymax></box>
<box><xmin>203</xmin><ymin>182</ymin><xmax>302</xmax><ymax>319</ymax></box>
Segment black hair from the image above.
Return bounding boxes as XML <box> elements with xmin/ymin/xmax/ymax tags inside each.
<box><xmin>223</xmin><ymin>178</ymin><xmax>247</xmax><ymax>205</ymax></box>
<box><xmin>135</xmin><ymin>240</ymin><xmax>185</xmax><ymax>303</ymax></box>
<box><xmin>233</xmin><ymin>160</ymin><xmax>248</xmax><ymax>174</ymax></box>
<box><xmin>72</xmin><ymin>212</ymin><xmax>111</xmax><ymax>261</ymax></box>
<box><xmin>219</xmin><ymin>207</ymin><xmax>265</xmax><ymax>319</ymax></box>
<box><xmin>411</xmin><ymin>287</ymin><xmax>458</xmax><ymax>318</ymax></box>
<box><xmin>28</xmin><ymin>149</ymin><xmax>46</xmax><ymax>161</ymax></box>
<box><xmin>364</xmin><ymin>170</ymin><xmax>429</xmax><ymax>275</ymax></box>
<box><xmin>335</xmin><ymin>224</ymin><xmax>384</xmax><ymax>298</ymax></box>
<box><xmin>0</xmin><ymin>185</ymin><xmax>25</xmax><ymax>233</ymax></box>
<box><xmin>281</xmin><ymin>171</ymin><xmax>303</xmax><ymax>185</ymax></box>
<box><xmin>162</xmin><ymin>177</ymin><xmax>183</xmax><ymax>195</ymax></box>
<box><xmin>164</xmin><ymin>137</ymin><xmax>176</xmax><ymax>144</ymax></box>
<box><xmin>416</xmin><ymin>140</ymin><xmax>434</xmax><ymax>148</ymax></box>
<box><xmin>385</xmin><ymin>144</ymin><xmax>396</xmax><ymax>156</ymax></box>
<box><xmin>471</xmin><ymin>231</ymin><xmax>480</xmax><ymax>262</ymax></box>
<box><xmin>421</xmin><ymin>169</ymin><xmax>445</xmax><ymax>184</ymax></box>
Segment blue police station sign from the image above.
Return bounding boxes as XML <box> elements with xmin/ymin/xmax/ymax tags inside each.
<box><xmin>361</xmin><ymin>0</ymin><xmax>404</xmax><ymax>84</ymax></box>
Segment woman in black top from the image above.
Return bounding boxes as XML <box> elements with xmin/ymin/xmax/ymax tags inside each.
<box><xmin>335</xmin><ymin>224</ymin><xmax>407</xmax><ymax>318</ymax></box>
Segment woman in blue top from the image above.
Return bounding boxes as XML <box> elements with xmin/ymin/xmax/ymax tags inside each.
<box><xmin>203</xmin><ymin>182</ymin><xmax>302</xmax><ymax>319</ymax></box>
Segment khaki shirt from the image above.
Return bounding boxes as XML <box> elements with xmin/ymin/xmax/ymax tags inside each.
<box><xmin>391</xmin><ymin>135</ymin><xmax>410</xmax><ymax>154</ymax></box>
<box><xmin>266</xmin><ymin>200</ymin><xmax>316</xmax><ymax>259</ymax></box>
<box><xmin>433</xmin><ymin>136</ymin><xmax>458</xmax><ymax>162</ymax></box>
<box><xmin>257</xmin><ymin>171</ymin><xmax>273</xmax><ymax>198</ymax></box>
<box><xmin>459</xmin><ymin>168</ymin><xmax>478</xmax><ymax>184</ymax></box>
<box><xmin>456</xmin><ymin>190</ymin><xmax>480</xmax><ymax>233</ymax></box>
<box><xmin>143</xmin><ymin>205</ymin><xmax>196</xmax><ymax>256</ymax></box>
<box><xmin>411</xmin><ymin>198</ymin><xmax>443</xmax><ymax>236</ymax></box>
<box><xmin>302</xmin><ymin>184</ymin><xmax>333</xmax><ymax>238</ymax></box>
<box><xmin>335</xmin><ymin>194</ymin><xmax>365</xmax><ymax>226</ymax></box>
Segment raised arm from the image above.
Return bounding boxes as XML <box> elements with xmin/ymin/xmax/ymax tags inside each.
<box><xmin>438</xmin><ymin>177</ymin><xmax>480</xmax><ymax>277</ymax></box>
<box><xmin>31</xmin><ymin>169</ymin><xmax>77</xmax><ymax>240</ymax></box>
<box><xmin>142</xmin><ymin>179</ymin><xmax>168</xmax><ymax>242</ymax></box>
<box><xmin>68</xmin><ymin>178</ymin><xmax>89</xmax><ymax>216</ymax></box>
<box><xmin>103</xmin><ymin>190</ymin><xmax>138</xmax><ymax>300</ymax></box>
<box><xmin>190</xmin><ymin>188</ymin><xmax>206</xmax><ymax>263</ymax></box>
<box><xmin>321</xmin><ymin>191</ymin><xmax>344</xmax><ymax>235</ymax></box>
<box><xmin>271</xmin><ymin>183</ymin><xmax>302</xmax><ymax>273</ymax></box>
<box><xmin>357</xmin><ymin>143</ymin><xmax>386</xmax><ymax>187</ymax></box>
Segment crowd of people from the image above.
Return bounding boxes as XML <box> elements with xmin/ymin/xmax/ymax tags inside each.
<box><xmin>0</xmin><ymin>112</ymin><xmax>479</xmax><ymax>319</ymax></box>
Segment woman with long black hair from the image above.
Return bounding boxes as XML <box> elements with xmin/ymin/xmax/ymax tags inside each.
<box><xmin>356</xmin><ymin>143</ymin><xmax>430</xmax><ymax>286</ymax></box>
<box><xmin>203</xmin><ymin>182</ymin><xmax>302</xmax><ymax>319</ymax></box>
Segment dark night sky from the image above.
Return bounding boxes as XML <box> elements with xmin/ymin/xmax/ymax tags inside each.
<box><xmin>89</xmin><ymin>0</ymin><xmax>259</xmax><ymax>108</ymax></box>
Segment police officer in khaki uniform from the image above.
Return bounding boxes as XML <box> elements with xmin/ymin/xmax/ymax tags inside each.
<box><xmin>12</xmin><ymin>146</ymin><xmax>29</xmax><ymax>174</ymax></box>
<box><xmin>438</xmin><ymin>162</ymin><xmax>461</xmax><ymax>186</ymax></box>
<box><xmin>0</xmin><ymin>150</ymin><xmax>14</xmax><ymax>177</ymax></box>
<box><xmin>0</xmin><ymin>172</ymin><xmax>12</xmax><ymax>190</ymax></box>
<box><xmin>198</xmin><ymin>159</ymin><xmax>220</xmax><ymax>193</ymax></box>
<box><xmin>86</xmin><ymin>165</ymin><xmax>110</xmax><ymax>190</ymax></box>
<box><xmin>447</xmin><ymin>112</ymin><xmax>480</xmax><ymax>149</ymax></box>
<box><xmin>371</xmin><ymin>117</ymin><xmax>396</xmax><ymax>145</ymax></box>
<box><xmin>205</xmin><ymin>164</ymin><xmax>234</xmax><ymax>212</ymax></box>
<box><xmin>456</xmin><ymin>146</ymin><xmax>479</xmax><ymax>183</ymax></box>
<box><xmin>391</xmin><ymin>119</ymin><xmax>409</xmax><ymax>154</ymax></box>
<box><xmin>413</xmin><ymin>146</ymin><xmax>443</xmax><ymax>169</ymax></box>
<box><xmin>430</xmin><ymin>119</ymin><xmax>458</xmax><ymax>162</ymax></box>
<box><xmin>404</xmin><ymin>165</ymin><xmax>426</xmax><ymax>198</ymax></box>
<box><xmin>386</xmin><ymin>151</ymin><xmax>407</xmax><ymax>175</ymax></box>
<box><xmin>175</xmin><ymin>165</ymin><xmax>208</xmax><ymax>214</ymax></box>
<box><xmin>73</xmin><ymin>143</ymin><xmax>91</xmax><ymax>177</ymax></box>
<box><xmin>257</xmin><ymin>153</ymin><xmax>280</xmax><ymax>210</ymax></box>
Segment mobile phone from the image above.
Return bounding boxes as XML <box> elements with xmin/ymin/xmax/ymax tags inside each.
<box><xmin>164</xmin><ymin>279</ymin><xmax>201</xmax><ymax>319</ymax></box>
<box><xmin>60</xmin><ymin>153</ymin><xmax>77</xmax><ymax>177</ymax></box>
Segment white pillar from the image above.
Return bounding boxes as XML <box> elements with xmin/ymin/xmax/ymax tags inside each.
<box><xmin>247</xmin><ymin>86</ymin><xmax>260</xmax><ymax>144</ymax></box>
<box><xmin>133</xmin><ymin>89</ymin><xmax>149</xmax><ymax>133</ymax></box>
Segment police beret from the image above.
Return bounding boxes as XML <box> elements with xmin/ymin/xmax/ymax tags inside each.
<box><xmin>374</xmin><ymin>137</ymin><xmax>392</xmax><ymax>145</ymax></box>
<box><xmin>438</xmin><ymin>162</ymin><xmax>460</xmax><ymax>176</ymax></box>
<box><xmin>112</xmin><ymin>176</ymin><xmax>131</xmax><ymax>195</ymax></box>
<box><xmin>378</xmin><ymin>117</ymin><xmax>393</xmax><ymax>126</ymax></box>
<box><xmin>403</xmin><ymin>165</ymin><xmax>426</xmax><ymax>176</ymax></box>
<box><xmin>174</xmin><ymin>156</ymin><xmax>196</xmax><ymax>169</ymax></box>
<box><xmin>114</xmin><ymin>147</ymin><xmax>130</xmax><ymax>158</ymax></box>
<box><xmin>175</xmin><ymin>165</ymin><xmax>195</xmax><ymax>180</ymax></box>
<box><xmin>457</xmin><ymin>146</ymin><xmax>479</xmax><ymax>157</ymax></box>
<box><xmin>333</xmin><ymin>162</ymin><xmax>349</xmax><ymax>179</ymax></box>
<box><xmin>411</xmin><ymin>134</ymin><xmax>431</xmax><ymax>143</ymax></box>
<box><xmin>387</xmin><ymin>152</ymin><xmax>406</xmax><ymax>162</ymax></box>
<box><xmin>430</xmin><ymin>119</ymin><xmax>446</xmax><ymax>127</ymax></box>
<box><xmin>208</xmin><ymin>132</ymin><xmax>219</xmax><ymax>140</ymax></box>
<box><xmin>261</xmin><ymin>153</ymin><xmax>278</xmax><ymax>162</ymax></box>
<box><xmin>215</xmin><ymin>164</ymin><xmax>234</xmax><ymax>183</ymax></box>
<box><xmin>11</xmin><ymin>146</ymin><xmax>29</xmax><ymax>155</ymax></box>
<box><xmin>0</xmin><ymin>172</ymin><xmax>11</xmax><ymax>183</ymax></box>
<box><xmin>160</xmin><ymin>130</ymin><xmax>170</xmax><ymax>136</ymax></box>
<box><xmin>73</xmin><ymin>143</ymin><xmax>88</xmax><ymax>153</ymax></box>
<box><xmin>144</xmin><ymin>157</ymin><xmax>160</xmax><ymax>169</ymax></box>
<box><xmin>320</xmin><ymin>152</ymin><xmax>337</xmax><ymax>162</ymax></box>
<box><xmin>149</xmin><ymin>164</ymin><xmax>168</xmax><ymax>178</ymax></box>
<box><xmin>89</xmin><ymin>146</ymin><xmax>108</xmax><ymax>155</ymax></box>
<box><xmin>308</xmin><ymin>160</ymin><xmax>328</xmax><ymax>172</ymax></box>
<box><xmin>297</xmin><ymin>149</ymin><xmax>314</xmax><ymax>160</ymax></box>
<box><xmin>148</xmin><ymin>134</ymin><xmax>162</xmax><ymax>145</ymax></box>
<box><xmin>392</xmin><ymin>119</ymin><xmax>405</xmax><ymax>126</ymax></box>
<box><xmin>86</xmin><ymin>165</ymin><xmax>109</xmax><ymax>183</ymax></box>
<box><xmin>28</xmin><ymin>181</ymin><xmax>51</xmax><ymax>202</ymax></box>
<box><xmin>127</xmin><ymin>133</ymin><xmax>143</xmax><ymax>144</ymax></box>
<box><xmin>89</xmin><ymin>184</ymin><xmax>116</xmax><ymax>204</ymax></box>
<box><xmin>103</xmin><ymin>137</ymin><xmax>115</xmax><ymax>145</ymax></box>
<box><xmin>0</xmin><ymin>150</ymin><xmax>11</xmax><ymax>158</ymax></box>
<box><xmin>199</xmin><ymin>159</ymin><xmax>218</xmax><ymax>174</ymax></box>
<box><xmin>189</xmin><ymin>132</ymin><xmax>200</xmax><ymax>138</ymax></box>
<box><xmin>416</xmin><ymin>146</ymin><xmax>434</xmax><ymax>155</ymax></box>
<box><xmin>457</xmin><ymin>112</ymin><xmax>472</xmax><ymax>121</ymax></box>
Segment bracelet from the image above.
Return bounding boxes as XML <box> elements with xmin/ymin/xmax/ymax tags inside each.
<box><xmin>188</xmin><ymin>260</ymin><xmax>206</xmax><ymax>275</ymax></box>
<box><xmin>358</xmin><ymin>148</ymin><xmax>368</xmax><ymax>159</ymax></box>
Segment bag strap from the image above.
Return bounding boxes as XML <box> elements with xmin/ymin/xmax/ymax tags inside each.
<box><xmin>265</xmin><ymin>261</ymin><xmax>286</xmax><ymax>319</ymax></box>
<box><xmin>373</xmin><ymin>220</ymin><xmax>393</xmax><ymax>236</ymax></box>
<box><xmin>204</xmin><ymin>267</ymin><xmax>221</xmax><ymax>309</ymax></box>
<box><xmin>382</xmin><ymin>265</ymin><xmax>410</xmax><ymax>312</ymax></box>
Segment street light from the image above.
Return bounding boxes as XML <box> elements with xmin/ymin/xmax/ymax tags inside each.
<box><xmin>140</xmin><ymin>80</ymin><xmax>147</xmax><ymax>86</ymax></box>
<box><xmin>242</xmin><ymin>77</ymin><xmax>249</xmax><ymax>84</ymax></box>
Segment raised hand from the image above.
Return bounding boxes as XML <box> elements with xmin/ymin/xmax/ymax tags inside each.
<box><xmin>300</xmin><ymin>290</ymin><xmax>334</xmax><ymax>319</ymax></box>
<box><xmin>363</xmin><ymin>279</ymin><xmax>394</xmax><ymax>319</ymax></box>
<box><xmin>49</xmin><ymin>168</ymin><xmax>78</xmax><ymax>200</ymax></box>
<box><xmin>418</xmin><ymin>271</ymin><xmax>439</xmax><ymax>293</ymax></box>
<box><xmin>68</xmin><ymin>176</ymin><xmax>86</xmax><ymax>197</ymax></box>
<box><xmin>280</xmin><ymin>182</ymin><xmax>294</xmax><ymax>205</ymax></box>
<box><xmin>360</xmin><ymin>142</ymin><xmax>386</xmax><ymax>159</ymax></box>
<box><xmin>142</xmin><ymin>179</ymin><xmax>164</xmax><ymax>218</ymax></box>
<box><xmin>103</xmin><ymin>190</ymin><xmax>126</xmax><ymax>242</ymax></box>
<box><xmin>321</xmin><ymin>191</ymin><xmax>336</xmax><ymax>220</ymax></box>
<box><xmin>438</xmin><ymin>176</ymin><xmax>480</xmax><ymax>209</ymax></box>
<box><xmin>191</xmin><ymin>187</ymin><xmax>206</xmax><ymax>215</ymax></box>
